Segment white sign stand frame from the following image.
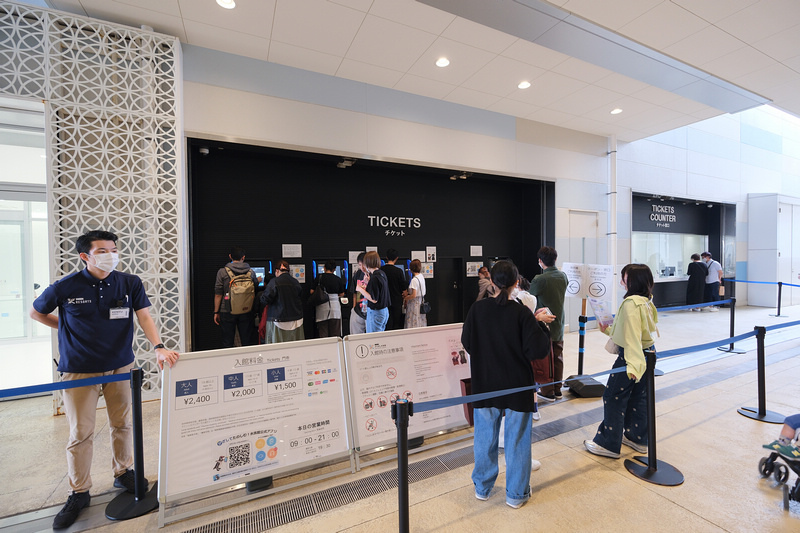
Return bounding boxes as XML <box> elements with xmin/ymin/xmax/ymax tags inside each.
<box><xmin>157</xmin><ymin>338</ymin><xmax>356</xmax><ymax>527</ymax></box>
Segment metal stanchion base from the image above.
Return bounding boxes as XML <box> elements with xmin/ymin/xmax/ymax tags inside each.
<box><xmin>769</xmin><ymin>314</ymin><xmax>789</xmax><ymax>318</ymax></box>
<box><xmin>717</xmin><ymin>347</ymin><xmax>746</xmax><ymax>354</ymax></box>
<box><xmin>737</xmin><ymin>407</ymin><xmax>785</xmax><ymax>424</ymax></box>
<box><xmin>653</xmin><ymin>368</ymin><xmax>664</xmax><ymax>377</ymax></box>
<box><xmin>624</xmin><ymin>457</ymin><xmax>684</xmax><ymax>486</ymax></box>
<box><xmin>105</xmin><ymin>481</ymin><xmax>159</xmax><ymax>521</ymax></box>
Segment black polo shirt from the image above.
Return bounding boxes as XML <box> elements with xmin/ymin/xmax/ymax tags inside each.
<box><xmin>33</xmin><ymin>269</ymin><xmax>151</xmax><ymax>373</ymax></box>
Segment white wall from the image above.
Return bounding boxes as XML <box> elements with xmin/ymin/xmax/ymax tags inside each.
<box><xmin>617</xmin><ymin>107</ymin><xmax>800</xmax><ymax>304</ymax></box>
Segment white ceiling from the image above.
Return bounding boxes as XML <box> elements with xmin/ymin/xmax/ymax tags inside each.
<box><xmin>29</xmin><ymin>0</ymin><xmax>800</xmax><ymax>142</ymax></box>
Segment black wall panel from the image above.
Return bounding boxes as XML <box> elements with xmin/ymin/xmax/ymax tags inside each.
<box><xmin>189</xmin><ymin>139</ymin><xmax>555</xmax><ymax>351</ymax></box>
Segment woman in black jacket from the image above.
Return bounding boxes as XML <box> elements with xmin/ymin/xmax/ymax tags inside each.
<box><xmin>461</xmin><ymin>260</ymin><xmax>551</xmax><ymax>509</ymax></box>
<box><xmin>686</xmin><ymin>253</ymin><xmax>707</xmax><ymax>309</ymax></box>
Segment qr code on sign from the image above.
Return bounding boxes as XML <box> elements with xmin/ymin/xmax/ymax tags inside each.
<box><xmin>228</xmin><ymin>443</ymin><xmax>250</xmax><ymax>468</ymax></box>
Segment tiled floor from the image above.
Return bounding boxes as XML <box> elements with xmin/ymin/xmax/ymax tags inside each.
<box><xmin>2</xmin><ymin>304</ymin><xmax>799</xmax><ymax>532</ymax></box>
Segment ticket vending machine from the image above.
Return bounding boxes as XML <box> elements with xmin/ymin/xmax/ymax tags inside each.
<box><xmin>311</xmin><ymin>259</ymin><xmax>349</xmax><ymax>287</ymax></box>
<box><xmin>248</xmin><ymin>260</ymin><xmax>273</xmax><ymax>291</ymax></box>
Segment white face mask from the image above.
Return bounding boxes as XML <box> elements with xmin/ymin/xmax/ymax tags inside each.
<box><xmin>91</xmin><ymin>252</ymin><xmax>119</xmax><ymax>272</ymax></box>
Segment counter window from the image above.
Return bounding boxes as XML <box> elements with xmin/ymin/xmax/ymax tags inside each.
<box><xmin>632</xmin><ymin>232</ymin><xmax>708</xmax><ymax>280</ymax></box>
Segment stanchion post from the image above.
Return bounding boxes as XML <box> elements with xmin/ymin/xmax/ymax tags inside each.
<box><xmin>578</xmin><ymin>315</ymin><xmax>587</xmax><ymax>375</ymax></box>
<box><xmin>718</xmin><ymin>296</ymin><xmax>745</xmax><ymax>354</ymax></box>
<box><xmin>769</xmin><ymin>282</ymin><xmax>786</xmax><ymax>317</ymax></box>
<box><xmin>623</xmin><ymin>349</ymin><xmax>683</xmax><ymax>486</ymax></box>
<box><xmin>737</xmin><ymin>326</ymin><xmax>784</xmax><ymax>424</ymax></box>
<box><xmin>131</xmin><ymin>368</ymin><xmax>146</xmax><ymax>499</ymax></box>
<box><xmin>105</xmin><ymin>368</ymin><xmax>159</xmax><ymax>520</ymax></box>
<box><xmin>392</xmin><ymin>399</ymin><xmax>412</xmax><ymax>533</ymax></box>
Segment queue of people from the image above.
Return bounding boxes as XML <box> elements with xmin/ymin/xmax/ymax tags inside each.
<box><xmin>213</xmin><ymin>248</ymin><xmax>432</xmax><ymax>346</ymax></box>
<box><xmin>32</xmin><ymin>233</ymin><xmax>731</xmax><ymax>525</ymax></box>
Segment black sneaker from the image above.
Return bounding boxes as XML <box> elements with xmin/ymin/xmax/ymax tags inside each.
<box><xmin>554</xmin><ymin>391</ymin><xmax>563</xmax><ymax>399</ymax></box>
<box><xmin>53</xmin><ymin>491</ymin><xmax>90</xmax><ymax>529</ymax></box>
<box><xmin>113</xmin><ymin>469</ymin><xmax>148</xmax><ymax>493</ymax></box>
<box><xmin>538</xmin><ymin>393</ymin><xmax>556</xmax><ymax>403</ymax></box>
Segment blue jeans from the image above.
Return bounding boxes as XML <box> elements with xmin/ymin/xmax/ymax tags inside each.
<box><xmin>472</xmin><ymin>407</ymin><xmax>532</xmax><ymax>506</ymax></box>
<box><xmin>366</xmin><ymin>307</ymin><xmax>389</xmax><ymax>333</ymax></box>
<box><xmin>593</xmin><ymin>348</ymin><xmax>648</xmax><ymax>453</ymax></box>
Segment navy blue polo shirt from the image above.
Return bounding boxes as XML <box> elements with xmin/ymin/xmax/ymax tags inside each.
<box><xmin>33</xmin><ymin>269</ymin><xmax>151</xmax><ymax>373</ymax></box>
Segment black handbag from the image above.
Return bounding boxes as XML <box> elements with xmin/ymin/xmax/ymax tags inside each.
<box><xmin>414</xmin><ymin>275</ymin><xmax>430</xmax><ymax>314</ymax></box>
<box><xmin>309</xmin><ymin>278</ymin><xmax>329</xmax><ymax>306</ymax></box>
<box><xmin>420</xmin><ymin>299</ymin><xmax>431</xmax><ymax>314</ymax></box>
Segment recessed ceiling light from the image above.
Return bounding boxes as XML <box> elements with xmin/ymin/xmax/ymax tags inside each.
<box><xmin>216</xmin><ymin>0</ymin><xmax>236</xmax><ymax>9</ymax></box>
<box><xmin>610</xmin><ymin>108</ymin><xmax>623</xmax><ymax>115</ymax></box>
<box><xmin>518</xmin><ymin>81</ymin><xmax>531</xmax><ymax>89</ymax></box>
<box><xmin>435</xmin><ymin>57</ymin><xmax>450</xmax><ymax>68</ymax></box>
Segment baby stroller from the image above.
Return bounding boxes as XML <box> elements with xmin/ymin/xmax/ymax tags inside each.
<box><xmin>759</xmin><ymin>452</ymin><xmax>800</xmax><ymax>510</ymax></box>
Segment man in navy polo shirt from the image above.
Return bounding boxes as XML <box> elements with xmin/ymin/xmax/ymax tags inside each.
<box><xmin>30</xmin><ymin>230</ymin><xmax>180</xmax><ymax>529</ymax></box>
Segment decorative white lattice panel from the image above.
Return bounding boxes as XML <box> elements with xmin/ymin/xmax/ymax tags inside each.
<box><xmin>0</xmin><ymin>1</ymin><xmax>184</xmax><ymax>405</ymax></box>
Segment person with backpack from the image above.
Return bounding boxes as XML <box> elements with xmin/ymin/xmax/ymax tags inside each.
<box><xmin>214</xmin><ymin>246</ymin><xmax>259</xmax><ymax>348</ymax></box>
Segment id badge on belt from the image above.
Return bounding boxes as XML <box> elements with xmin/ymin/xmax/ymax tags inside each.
<box><xmin>110</xmin><ymin>298</ymin><xmax>130</xmax><ymax>319</ymax></box>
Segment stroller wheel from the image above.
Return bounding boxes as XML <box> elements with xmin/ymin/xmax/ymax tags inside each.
<box><xmin>774</xmin><ymin>463</ymin><xmax>790</xmax><ymax>485</ymax></box>
<box><xmin>759</xmin><ymin>456</ymin><xmax>774</xmax><ymax>477</ymax></box>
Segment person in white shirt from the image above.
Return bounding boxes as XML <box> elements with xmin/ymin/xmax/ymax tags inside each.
<box><xmin>403</xmin><ymin>259</ymin><xmax>427</xmax><ymax>328</ymax></box>
<box><xmin>700</xmin><ymin>251</ymin><xmax>723</xmax><ymax>312</ymax></box>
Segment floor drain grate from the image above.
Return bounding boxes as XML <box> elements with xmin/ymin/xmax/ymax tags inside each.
<box><xmin>183</xmin><ymin>446</ymin><xmax>475</xmax><ymax>533</ymax></box>
<box><xmin>313</xmin><ymin>474</ymin><xmax>389</xmax><ymax>514</ymax></box>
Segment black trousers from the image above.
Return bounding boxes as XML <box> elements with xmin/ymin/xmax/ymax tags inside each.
<box><xmin>220</xmin><ymin>312</ymin><xmax>256</xmax><ymax>347</ymax></box>
<box><xmin>385</xmin><ymin>305</ymin><xmax>404</xmax><ymax>330</ymax></box>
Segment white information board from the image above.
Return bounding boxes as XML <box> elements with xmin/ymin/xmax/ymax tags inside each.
<box><xmin>562</xmin><ymin>262</ymin><xmax>585</xmax><ymax>298</ymax></box>
<box><xmin>561</xmin><ymin>262</ymin><xmax>614</xmax><ymax>299</ymax></box>
<box><xmin>344</xmin><ymin>324</ymin><xmax>471</xmax><ymax>451</ymax></box>
<box><xmin>585</xmin><ymin>264</ymin><xmax>614</xmax><ymax>299</ymax></box>
<box><xmin>159</xmin><ymin>338</ymin><xmax>352</xmax><ymax>501</ymax></box>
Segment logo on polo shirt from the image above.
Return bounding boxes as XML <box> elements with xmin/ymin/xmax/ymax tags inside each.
<box><xmin>66</xmin><ymin>297</ymin><xmax>91</xmax><ymax>305</ymax></box>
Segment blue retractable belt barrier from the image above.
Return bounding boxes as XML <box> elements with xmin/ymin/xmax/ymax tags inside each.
<box><xmin>726</xmin><ymin>279</ymin><xmax>775</xmax><ymax>285</ymax></box>
<box><xmin>0</xmin><ymin>372</ymin><xmax>129</xmax><ymax>399</ymax></box>
<box><xmin>765</xmin><ymin>319</ymin><xmax>800</xmax><ymax>332</ymax></box>
<box><xmin>657</xmin><ymin>299</ymin><xmax>733</xmax><ymax>313</ymax></box>
<box><xmin>655</xmin><ymin>330</ymin><xmax>757</xmax><ymax>359</ymax></box>
<box><xmin>414</xmin><ymin>366</ymin><xmax>629</xmax><ymax>414</ymax></box>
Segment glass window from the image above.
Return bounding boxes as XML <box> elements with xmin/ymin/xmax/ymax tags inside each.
<box><xmin>632</xmin><ymin>232</ymin><xmax>708</xmax><ymax>280</ymax></box>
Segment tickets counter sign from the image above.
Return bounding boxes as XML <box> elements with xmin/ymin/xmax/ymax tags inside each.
<box><xmin>159</xmin><ymin>338</ymin><xmax>352</xmax><ymax>501</ymax></box>
<box><xmin>344</xmin><ymin>324</ymin><xmax>471</xmax><ymax>451</ymax></box>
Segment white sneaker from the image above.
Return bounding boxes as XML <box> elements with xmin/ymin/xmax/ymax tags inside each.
<box><xmin>584</xmin><ymin>439</ymin><xmax>620</xmax><ymax>459</ymax></box>
<box><xmin>506</xmin><ymin>498</ymin><xmax>528</xmax><ymax>509</ymax></box>
<box><xmin>708</xmin><ymin>306</ymin><xmax>719</xmax><ymax>312</ymax></box>
<box><xmin>531</xmin><ymin>458</ymin><xmax>541</xmax><ymax>471</ymax></box>
<box><xmin>622</xmin><ymin>436</ymin><xmax>648</xmax><ymax>453</ymax></box>
<box><xmin>475</xmin><ymin>491</ymin><xmax>489</xmax><ymax>501</ymax></box>
<box><xmin>532</xmin><ymin>411</ymin><xmax>541</xmax><ymax>421</ymax></box>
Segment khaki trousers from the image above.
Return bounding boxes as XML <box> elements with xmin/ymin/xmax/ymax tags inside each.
<box><xmin>61</xmin><ymin>363</ymin><xmax>133</xmax><ymax>493</ymax></box>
